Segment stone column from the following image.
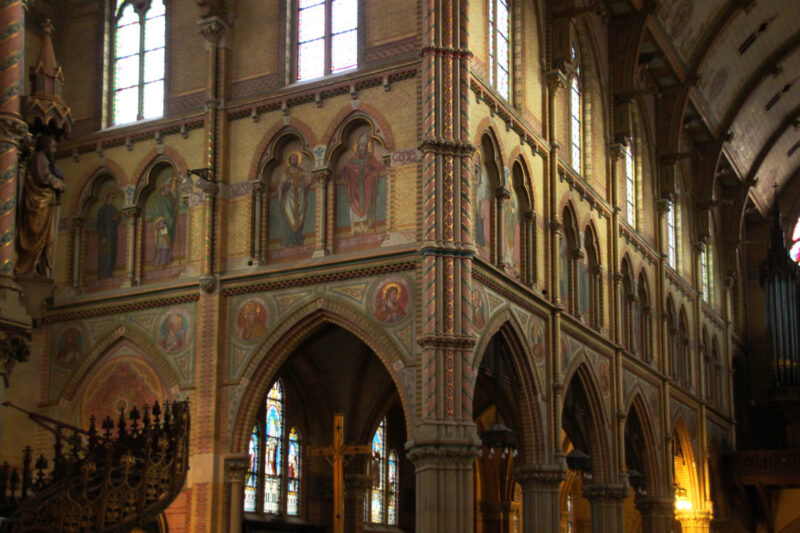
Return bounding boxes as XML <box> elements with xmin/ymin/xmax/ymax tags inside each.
<box><xmin>479</xmin><ymin>500</ymin><xmax>512</xmax><ymax>533</ymax></box>
<box><xmin>676</xmin><ymin>510</ymin><xmax>711</xmax><ymax>533</ymax></box>
<box><xmin>121</xmin><ymin>206</ymin><xmax>139</xmax><ymax>287</ymax></box>
<box><xmin>344</xmin><ymin>473</ymin><xmax>372</xmax><ymax>533</ymax></box>
<box><xmin>225</xmin><ymin>455</ymin><xmax>250</xmax><ymax>533</ymax></box>
<box><xmin>312</xmin><ymin>168</ymin><xmax>330</xmax><ymax>257</ymax></box>
<box><xmin>70</xmin><ymin>217</ymin><xmax>84</xmax><ymax>290</ymax></box>
<box><xmin>496</xmin><ymin>185</ymin><xmax>510</xmax><ymax>270</ymax></box>
<box><xmin>515</xmin><ymin>464</ymin><xmax>564</xmax><ymax>533</ymax></box>
<box><xmin>251</xmin><ymin>180</ymin><xmax>265</xmax><ymax>264</ymax></box>
<box><xmin>582</xmin><ymin>484</ymin><xmax>627</xmax><ymax>533</ymax></box>
<box><xmin>407</xmin><ymin>441</ymin><xmax>481</xmax><ymax>533</ymax></box>
<box><xmin>635</xmin><ymin>497</ymin><xmax>673</xmax><ymax>533</ymax></box>
<box><xmin>0</xmin><ymin>0</ymin><xmax>30</xmax><ymax>330</ymax></box>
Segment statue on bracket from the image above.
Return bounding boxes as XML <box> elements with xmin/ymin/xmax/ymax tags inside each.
<box><xmin>15</xmin><ymin>134</ymin><xmax>66</xmax><ymax>278</ymax></box>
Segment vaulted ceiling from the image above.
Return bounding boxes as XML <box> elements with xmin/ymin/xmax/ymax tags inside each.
<box><xmin>655</xmin><ymin>0</ymin><xmax>800</xmax><ymax>214</ymax></box>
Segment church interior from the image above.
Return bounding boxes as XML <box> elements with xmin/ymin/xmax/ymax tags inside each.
<box><xmin>1</xmin><ymin>0</ymin><xmax>800</xmax><ymax>532</ymax></box>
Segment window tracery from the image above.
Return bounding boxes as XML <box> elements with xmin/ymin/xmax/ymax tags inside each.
<box><xmin>297</xmin><ymin>0</ymin><xmax>358</xmax><ymax>81</ymax></box>
<box><xmin>489</xmin><ymin>0</ymin><xmax>511</xmax><ymax>100</ymax></box>
<box><xmin>111</xmin><ymin>0</ymin><xmax>165</xmax><ymax>125</ymax></box>
<box><xmin>366</xmin><ymin>418</ymin><xmax>398</xmax><ymax>525</ymax></box>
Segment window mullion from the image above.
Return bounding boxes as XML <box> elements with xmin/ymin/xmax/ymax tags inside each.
<box><xmin>137</xmin><ymin>13</ymin><xmax>146</xmax><ymax>121</ymax></box>
<box><xmin>325</xmin><ymin>0</ymin><xmax>332</xmax><ymax>75</ymax></box>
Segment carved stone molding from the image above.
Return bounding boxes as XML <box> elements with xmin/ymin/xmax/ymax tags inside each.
<box><xmin>545</xmin><ymin>69</ymin><xmax>568</xmax><ymax>92</ymax></box>
<box><xmin>418</xmin><ymin>138</ymin><xmax>475</xmax><ymax>157</ymax></box>
<box><xmin>0</xmin><ymin>331</ymin><xmax>31</xmax><ymax>387</ymax></box>
<box><xmin>0</xmin><ymin>113</ymin><xmax>29</xmax><ymax>143</ymax></box>
<box><xmin>198</xmin><ymin>16</ymin><xmax>229</xmax><ymax>46</ymax></box>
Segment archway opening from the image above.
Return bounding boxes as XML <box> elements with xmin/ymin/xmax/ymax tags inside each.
<box><xmin>243</xmin><ymin>324</ymin><xmax>412</xmax><ymax>532</ymax></box>
<box><xmin>473</xmin><ymin>331</ymin><xmax>525</xmax><ymax>533</ymax></box>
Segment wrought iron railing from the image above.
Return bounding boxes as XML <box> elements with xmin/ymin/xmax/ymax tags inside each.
<box><xmin>0</xmin><ymin>400</ymin><xmax>189</xmax><ymax>532</ymax></box>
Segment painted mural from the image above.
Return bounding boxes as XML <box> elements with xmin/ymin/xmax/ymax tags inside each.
<box><xmin>334</xmin><ymin>124</ymin><xmax>388</xmax><ymax>252</ymax></box>
<box><xmin>142</xmin><ymin>164</ymin><xmax>187</xmax><ymax>281</ymax></box>
<box><xmin>236</xmin><ymin>298</ymin><xmax>269</xmax><ymax>342</ymax></box>
<box><xmin>76</xmin><ymin>341</ymin><xmax>168</xmax><ymax>430</ymax></box>
<box><xmin>55</xmin><ymin>326</ymin><xmax>84</xmax><ymax>368</ymax></box>
<box><xmin>471</xmin><ymin>287</ymin><xmax>487</xmax><ymax>331</ymax></box>
<box><xmin>372</xmin><ymin>277</ymin><xmax>410</xmax><ymax>324</ymax></box>
<box><xmin>157</xmin><ymin>307</ymin><xmax>191</xmax><ymax>353</ymax></box>
<box><xmin>474</xmin><ymin>152</ymin><xmax>492</xmax><ymax>261</ymax></box>
<box><xmin>84</xmin><ymin>178</ymin><xmax>126</xmax><ymax>289</ymax></box>
<box><xmin>531</xmin><ymin>320</ymin><xmax>545</xmax><ymax>362</ymax></box>
<box><xmin>267</xmin><ymin>139</ymin><xmax>315</xmax><ymax>262</ymax></box>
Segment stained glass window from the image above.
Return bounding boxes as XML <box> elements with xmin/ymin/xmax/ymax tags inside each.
<box><xmin>297</xmin><ymin>0</ymin><xmax>358</xmax><ymax>81</ymax></box>
<box><xmin>489</xmin><ymin>0</ymin><xmax>510</xmax><ymax>100</ymax></box>
<box><xmin>112</xmin><ymin>0</ymin><xmax>165</xmax><ymax>125</ymax></box>
<box><xmin>570</xmin><ymin>44</ymin><xmax>582</xmax><ymax>173</ymax></box>
<box><xmin>245</xmin><ymin>425</ymin><xmax>259</xmax><ymax>512</ymax></box>
<box><xmin>264</xmin><ymin>382</ymin><xmax>283</xmax><ymax>513</ymax></box>
<box><xmin>366</xmin><ymin>418</ymin><xmax>398</xmax><ymax>525</ymax></box>
<box><xmin>700</xmin><ymin>245</ymin><xmax>709</xmax><ymax>302</ymax></box>
<box><xmin>287</xmin><ymin>428</ymin><xmax>301</xmax><ymax>516</ymax></box>
<box><xmin>244</xmin><ymin>380</ymin><xmax>301</xmax><ymax>516</ymax></box>
<box><xmin>566</xmin><ymin>494</ymin><xmax>574</xmax><ymax>533</ymax></box>
<box><xmin>625</xmin><ymin>144</ymin><xmax>636</xmax><ymax>226</ymax></box>
<box><xmin>667</xmin><ymin>200</ymin><xmax>677</xmax><ymax>269</ymax></box>
<box><xmin>790</xmin><ymin>216</ymin><xmax>800</xmax><ymax>263</ymax></box>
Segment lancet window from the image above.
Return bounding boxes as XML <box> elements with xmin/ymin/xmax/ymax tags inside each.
<box><xmin>245</xmin><ymin>381</ymin><xmax>302</xmax><ymax>516</ymax></box>
<box><xmin>366</xmin><ymin>418</ymin><xmax>398</xmax><ymax>525</ymax></box>
<box><xmin>297</xmin><ymin>0</ymin><xmax>358</xmax><ymax>81</ymax></box>
<box><xmin>110</xmin><ymin>0</ymin><xmax>165</xmax><ymax>125</ymax></box>
<box><xmin>489</xmin><ymin>0</ymin><xmax>511</xmax><ymax>100</ymax></box>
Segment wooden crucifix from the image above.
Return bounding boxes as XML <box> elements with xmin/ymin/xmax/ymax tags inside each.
<box><xmin>308</xmin><ymin>413</ymin><xmax>373</xmax><ymax>533</ymax></box>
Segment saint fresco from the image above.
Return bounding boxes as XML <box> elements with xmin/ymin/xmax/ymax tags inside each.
<box><xmin>267</xmin><ymin>142</ymin><xmax>315</xmax><ymax>261</ymax></box>
<box><xmin>143</xmin><ymin>165</ymin><xmax>186</xmax><ymax>280</ymax></box>
<box><xmin>85</xmin><ymin>179</ymin><xmax>126</xmax><ymax>286</ymax></box>
<box><xmin>334</xmin><ymin>126</ymin><xmax>387</xmax><ymax>251</ymax></box>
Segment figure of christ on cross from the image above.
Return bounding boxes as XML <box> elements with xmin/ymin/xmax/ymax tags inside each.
<box><xmin>308</xmin><ymin>413</ymin><xmax>375</xmax><ymax>533</ymax></box>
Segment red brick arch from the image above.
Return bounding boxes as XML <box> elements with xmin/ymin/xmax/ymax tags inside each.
<box><xmin>71</xmin><ymin>158</ymin><xmax>130</xmax><ymax>216</ymax></box>
<box><xmin>131</xmin><ymin>145</ymin><xmax>189</xmax><ymax>201</ymax></box>
<box><xmin>322</xmin><ymin>103</ymin><xmax>396</xmax><ymax>156</ymax></box>
<box><xmin>230</xmin><ymin>297</ymin><xmax>412</xmax><ymax>454</ymax></box>
<box><xmin>248</xmin><ymin>117</ymin><xmax>319</xmax><ymax>180</ymax></box>
<box><xmin>470</xmin><ymin>310</ymin><xmax>547</xmax><ymax>466</ymax></box>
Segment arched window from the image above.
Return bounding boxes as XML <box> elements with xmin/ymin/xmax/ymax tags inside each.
<box><xmin>712</xmin><ymin>338</ymin><xmax>722</xmax><ymax>407</ymax></box>
<box><xmin>667</xmin><ymin>200</ymin><xmax>678</xmax><ymax>269</ymax></box>
<box><xmin>791</xmin><ymin>215</ymin><xmax>800</xmax><ymax>263</ymax></box>
<box><xmin>624</xmin><ymin>143</ymin><xmax>636</xmax><ymax>226</ymax></box>
<box><xmin>620</xmin><ymin>262</ymin><xmax>634</xmax><ymax>349</ymax></box>
<box><xmin>297</xmin><ymin>0</ymin><xmax>358</xmax><ymax>81</ymax></box>
<box><xmin>570</xmin><ymin>43</ymin><xmax>582</xmax><ymax>174</ymax></box>
<box><xmin>667</xmin><ymin>302</ymin><xmax>679</xmax><ymax>381</ymax></box>
<box><xmin>111</xmin><ymin>0</ymin><xmax>165</xmax><ymax>125</ymax></box>
<box><xmin>638</xmin><ymin>273</ymin><xmax>652</xmax><ymax>362</ymax></box>
<box><xmin>488</xmin><ymin>0</ymin><xmax>511</xmax><ymax>100</ymax></box>
<box><xmin>366</xmin><ymin>418</ymin><xmax>398</xmax><ymax>525</ymax></box>
<box><xmin>561</xmin><ymin>208</ymin><xmax>578</xmax><ymax>314</ymax></box>
<box><xmin>679</xmin><ymin>313</ymin><xmax>691</xmax><ymax>388</ymax></box>
<box><xmin>700</xmin><ymin>244</ymin><xmax>709</xmax><ymax>302</ymax></box>
<box><xmin>245</xmin><ymin>381</ymin><xmax>302</xmax><ymax>516</ymax></box>
<box><xmin>566</xmin><ymin>494</ymin><xmax>574</xmax><ymax>533</ymax></box>
<box><xmin>584</xmin><ymin>228</ymin><xmax>601</xmax><ymax>330</ymax></box>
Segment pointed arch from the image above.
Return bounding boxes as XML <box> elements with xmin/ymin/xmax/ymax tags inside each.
<box><xmin>59</xmin><ymin>324</ymin><xmax>181</xmax><ymax>404</ymax></box>
<box><xmin>249</xmin><ymin>118</ymin><xmax>318</xmax><ymax>180</ymax></box>
<box><xmin>620</xmin><ymin>256</ymin><xmax>635</xmax><ymax>350</ymax></box>
<box><xmin>130</xmin><ymin>146</ymin><xmax>189</xmax><ymax>201</ymax></box>
<box><xmin>624</xmin><ymin>391</ymin><xmax>662</xmax><ymax>496</ymax></box>
<box><xmin>325</xmin><ymin>111</ymin><xmax>391</xmax><ymax>163</ymax></box>
<box><xmin>582</xmin><ymin>223</ymin><xmax>602</xmax><ymax>329</ymax></box>
<box><xmin>672</xmin><ymin>418</ymin><xmax>702</xmax><ymax>512</ymax></box>
<box><xmin>231</xmin><ymin>297</ymin><xmax>412</xmax><ymax>453</ymax></box>
<box><xmin>637</xmin><ymin>270</ymin><xmax>653</xmax><ymax>362</ymax></box>
<box><xmin>72</xmin><ymin>159</ymin><xmax>130</xmax><ymax>215</ymax></box>
<box><xmin>560</xmin><ymin>202</ymin><xmax>580</xmax><ymax>313</ymax></box>
<box><xmin>678</xmin><ymin>307</ymin><xmax>692</xmax><ymax>387</ymax></box>
<box><xmin>562</xmin><ymin>361</ymin><xmax>612</xmax><ymax>483</ymax></box>
<box><xmin>471</xmin><ymin>311</ymin><xmax>546</xmax><ymax>465</ymax></box>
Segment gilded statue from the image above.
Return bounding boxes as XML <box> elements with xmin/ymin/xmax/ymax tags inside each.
<box><xmin>15</xmin><ymin>134</ymin><xmax>65</xmax><ymax>277</ymax></box>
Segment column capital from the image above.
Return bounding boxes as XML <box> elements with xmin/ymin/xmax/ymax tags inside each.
<box><xmin>582</xmin><ymin>483</ymin><xmax>629</xmax><ymax>502</ymax></box>
<box><xmin>635</xmin><ymin>496</ymin><xmax>673</xmax><ymax>514</ymax></box>
<box><xmin>224</xmin><ymin>454</ymin><xmax>250</xmax><ymax>483</ymax></box>
<box><xmin>656</xmin><ymin>197</ymin><xmax>672</xmax><ymax>214</ymax></box>
<box><xmin>545</xmin><ymin>69</ymin><xmax>568</xmax><ymax>92</ymax></box>
<box><xmin>312</xmin><ymin>167</ymin><xmax>331</xmax><ymax>183</ymax></box>
<box><xmin>496</xmin><ymin>186</ymin><xmax>511</xmax><ymax>200</ymax></box>
<box><xmin>198</xmin><ymin>16</ymin><xmax>230</xmax><ymax>47</ymax></box>
<box><xmin>251</xmin><ymin>180</ymin><xmax>266</xmax><ymax>194</ymax></box>
<box><xmin>514</xmin><ymin>464</ymin><xmax>566</xmax><ymax>486</ymax></box>
<box><xmin>120</xmin><ymin>206</ymin><xmax>141</xmax><ymax>219</ymax></box>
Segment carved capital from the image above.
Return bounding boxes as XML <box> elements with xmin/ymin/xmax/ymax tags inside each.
<box><xmin>251</xmin><ymin>180</ymin><xmax>265</xmax><ymax>194</ymax></box>
<box><xmin>514</xmin><ymin>464</ymin><xmax>566</xmax><ymax>486</ymax></box>
<box><xmin>545</xmin><ymin>69</ymin><xmax>568</xmax><ymax>92</ymax></box>
<box><xmin>225</xmin><ymin>455</ymin><xmax>250</xmax><ymax>484</ymax></box>
<box><xmin>199</xmin><ymin>275</ymin><xmax>218</xmax><ymax>293</ymax></box>
<box><xmin>0</xmin><ymin>113</ymin><xmax>29</xmax><ymax>144</ymax></box>
<box><xmin>71</xmin><ymin>216</ymin><xmax>85</xmax><ymax>229</ymax></box>
<box><xmin>656</xmin><ymin>198</ymin><xmax>671</xmax><ymax>214</ymax></box>
<box><xmin>418</xmin><ymin>138</ymin><xmax>475</xmax><ymax>157</ymax></box>
<box><xmin>582</xmin><ymin>483</ymin><xmax>629</xmax><ymax>502</ymax></box>
<box><xmin>550</xmin><ymin>218</ymin><xmax>562</xmax><ymax>232</ymax></box>
<box><xmin>312</xmin><ymin>167</ymin><xmax>331</xmax><ymax>184</ymax></box>
<box><xmin>635</xmin><ymin>497</ymin><xmax>674</xmax><ymax>515</ymax></box>
<box><xmin>406</xmin><ymin>444</ymin><xmax>482</xmax><ymax>468</ymax></box>
<box><xmin>200</xmin><ymin>181</ymin><xmax>219</xmax><ymax>198</ymax></box>
<box><xmin>496</xmin><ymin>186</ymin><xmax>511</xmax><ymax>200</ymax></box>
<box><xmin>120</xmin><ymin>206</ymin><xmax>140</xmax><ymax>221</ymax></box>
<box><xmin>608</xmin><ymin>142</ymin><xmax>626</xmax><ymax>162</ymax></box>
<box><xmin>198</xmin><ymin>16</ymin><xmax>229</xmax><ymax>46</ymax></box>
